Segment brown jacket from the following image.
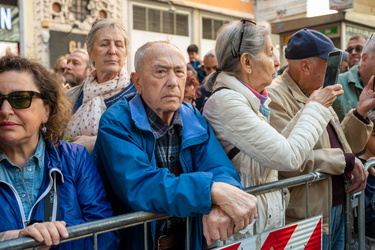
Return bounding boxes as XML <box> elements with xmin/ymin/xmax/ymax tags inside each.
<box><xmin>267</xmin><ymin>70</ymin><xmax>372</xmax><ymax>234</ymax></box>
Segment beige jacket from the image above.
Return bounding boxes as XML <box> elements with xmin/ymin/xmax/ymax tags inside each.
<box><xmin>267</xmin><ymin>70</ymin><xmax>373</xmax><ymax>234</ymax></box>
<box><xmin>203</xmin><ymin>73</ymin><xmax>332</xmax><ymax>235</ymax></box>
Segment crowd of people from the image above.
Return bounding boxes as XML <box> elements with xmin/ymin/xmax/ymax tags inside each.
<box><xmin>0</xmin><ymin>17</ymin><xmax>375</xmax><ymax>250</ymax></box>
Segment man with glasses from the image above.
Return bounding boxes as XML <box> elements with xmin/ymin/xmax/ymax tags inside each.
<box><xmin>332</xmin><ymin>34</ymin><xmax>375</xmax><ymax>121</ymax></box>
<box><xmin>345</xmin><ymin>35</ymin><xmax>367</xmax><ymax>71</ymax></box>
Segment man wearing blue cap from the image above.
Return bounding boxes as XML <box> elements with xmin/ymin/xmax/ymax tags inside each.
<box><xmin>332</xmin><ymin>35</ymin><xmax>375</xmax><ymax>121</ymax></box>
<box><xmin>267</xmin><ymin>28</ymin><xmax>375</xmax><ymax>249</ymax></box>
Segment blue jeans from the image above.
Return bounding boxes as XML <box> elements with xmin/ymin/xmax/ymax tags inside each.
<box><xmin>323</xmin><ymin>204</ymin><xmax>345</xmax><ymax>250</ymax></box>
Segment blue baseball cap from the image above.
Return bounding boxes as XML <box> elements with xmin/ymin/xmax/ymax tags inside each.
<box><xmin>285</xmin><ymin>28</ymin><xmax>348</xmax><ymax>60</ymax></box>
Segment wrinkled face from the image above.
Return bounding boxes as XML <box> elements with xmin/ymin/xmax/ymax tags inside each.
<box><xmin>203</xmin><ymin>56</ymin><xmax>218</xmax><ymax>75</ymax></box>
<box><xmin>300</xmin><ymin>57</ymin><xmax>327</xmax><ymax>95</ymax></box>
<box><xmin>133</xmin><ymin>44</ymin><xmax>187</xmax><ymax>124</ymax></box>
<box><xmin>346</xmin><ymin>38</ymin><xmax>367</xmax><ymax>67</ymax></box>
<box><xmin>88</xmin><ymin>27</ymin><xmax>127</xmax><ymax>77</ymax></box>
<box><xmin>361</xmin><ymin>50</ymin><xmax>375</xmax><ymax>78</ymax></box>
<box><xmin>65</xmin><ymin>52</ymin><xmax>90</xmax><ymax>87</ymax></box>
<box><xmin>0</xmin><ymin>71</ymin><xmax>50</xmax><ymax>150</ymax></box>
<box><xmin>250</xmin><ymin>35</ymin><xmax>276</xmax><ymax>92</ymax></box>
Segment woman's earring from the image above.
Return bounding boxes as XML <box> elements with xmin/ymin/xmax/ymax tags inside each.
<box><xmin>41</xmin><ymin>124</ymin><xmax>47</xmax><ymax>133</ymax></box>
<box><xmin>249</xmin><ymin>69</ymin><xmax>252</xmax><ymax>74</ymax></box>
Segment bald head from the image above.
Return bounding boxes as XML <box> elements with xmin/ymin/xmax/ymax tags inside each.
<box><xmin>134</xmin><ymin>41</ymin><xmax>184</xmax><ymax>73</ymax></box>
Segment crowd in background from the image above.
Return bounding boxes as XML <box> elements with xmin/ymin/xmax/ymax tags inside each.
<box><xmin>0</xmin><ymin>17</ymin><xmax>375</xmax><ymax>250</ymax></box>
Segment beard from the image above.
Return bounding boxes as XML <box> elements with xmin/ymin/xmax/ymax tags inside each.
<box><xmin>65</xmin><ymin>75</ymin><xmax>83</xmax><ymax>87</ymax></box>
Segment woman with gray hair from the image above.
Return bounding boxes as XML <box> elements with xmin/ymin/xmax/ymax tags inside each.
<box><xmin>64</xmin><ymin>19</ymin><xmax>136</xmax><ymax>152</ymax></box>
<box><xmin>202</xmin><ymin>20</ymin><xmax>344</xmax><ymax>240</ymax></box>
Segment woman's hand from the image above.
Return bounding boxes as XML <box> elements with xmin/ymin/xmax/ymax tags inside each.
<box><xmin>308</xmin><ymin>84</ymin><xmax>344</xmax><ymax>108</ymax></box>
<box><xmin>18</xmin><ymin>221</ymin><xmax>69</xmax><ymax>247</ymax></box>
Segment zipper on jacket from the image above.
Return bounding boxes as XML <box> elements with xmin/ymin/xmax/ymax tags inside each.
<box><xmin>0</xmin><ymin>180</ymin><xmax>28</xmax><ymax>228</ymax></box>
<box><xmin>27</xmin><ymin>168</ymin><xmax>63</xmax><ymax>223</ymax></box>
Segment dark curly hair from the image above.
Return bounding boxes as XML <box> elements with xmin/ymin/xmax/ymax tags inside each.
<box><xmin>0</xmin><ymin>56</ymin><xmax>72</xmax><ymax>143</ymax></box>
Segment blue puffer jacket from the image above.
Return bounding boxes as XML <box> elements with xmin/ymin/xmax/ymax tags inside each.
<box><xmin>0</xmin><ymin>141</ymin><xmax>119</xmax><ymax>249</ymax></box>
<box><xmin>93</xmin><ymin>93</ymin><xmax>243</xmax><ymax>250</ymax></box>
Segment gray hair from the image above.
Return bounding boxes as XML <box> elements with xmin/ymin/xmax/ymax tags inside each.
<box><xmin>134</xmin><ymin>41</ymin><xmax>182</xmax><ymax>73</ymax></box>
<box><xmin>71</xmin><ymin>49</ymin><xmax>92</xmax><ymax>68</ymax></box>
<box><xmin>204</xmin><ymin>50</ymin><xmax>216</xmax><ymax>59</ymax></box>
<box><xmin>204</xmin><ymin>20</ymin><xmax>270</xmax><ymax>91</ymax></box>
<box><xmin>86</xmin><ymin>19</ymin><xmax>128</xmax><ymax>54</ymax></box>
<box><xmin>362</xmin><ymin>34</ymin><xmax>375</xmax><ymax>58</ymax></box>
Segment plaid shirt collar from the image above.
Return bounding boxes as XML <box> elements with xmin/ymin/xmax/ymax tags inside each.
<box><xmin>144</xmin><ymin>102</ymin><xmax>183</xmax><ymax>138</ymax></box>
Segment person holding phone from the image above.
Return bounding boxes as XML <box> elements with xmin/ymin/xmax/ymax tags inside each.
<box><xmin>332</xmin><ymin>34</ymin><xmax>375</xmax><ymax>121</ymax></box>
<box><xmin>267</xmin><ymin>28</ymin><xmax>375</xmax><ymax>249</ymax></box>
<box><xmin>202</xmin><ymin>21</ymin><xmax>344</xmax><ymax>245</ymax></box>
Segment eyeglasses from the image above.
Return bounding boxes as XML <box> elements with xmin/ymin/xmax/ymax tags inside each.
<box><xmin>231</xmin><ymin>19</ymin><xmax>257</xmax><ymax>58</ymax></box>
<box><xmin>56</xmin><ymin>67</ymin><xmax>66</xmax><ymax>73</ymax></box>
<box><xmin>345</xmin><ymin>45</ymin><xmax>363</xmax><ymax>54</ymax></box>
<box><xmin>0</xmin><ymin>91</ymin><xmax>43</xmax><ymax>109</ymax></box>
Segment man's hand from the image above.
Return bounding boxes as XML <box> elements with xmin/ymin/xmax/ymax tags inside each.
<box><xmin>72</xmin><ymin>135</ymin><xmax>97</xmax><ymax>153</ymax></box>
<box><xmin>357</xmin><ymin>75</ymin><xmax>375</xmax><ymax>118</ymax></box>
<box><xmin>347</xmin><ymin>157</ymin><xmax>368</xmax><ymax>194</ymax></box>
<box><xmin>18</xmin><ymin>221</ymin><xmax>69</xmax><ymax>247</ymax></box>
<box><xmin>203</xmin><ymin>205</ymin><xmax>234</xmax><ymax>245</ymax></box>
<box><xmin>211</xmin><ymin>182</ymin><xmax>257</xmax><ymax>233</ymax></box>
<box><xmin>308</xmin><ymin>84</ymin><xmax>344</xmax><ymax>108</ymax></box>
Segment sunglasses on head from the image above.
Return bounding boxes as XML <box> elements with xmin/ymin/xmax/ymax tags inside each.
<box><xmin>231</xmin><ymin>19</ymin><xmax>257</xmax><ymax>58</ymax></box>
<box><xmin>345</xmin><ymin>45</ymin><xmax>363</xmax><ymax>53</ymax></box>
<box><xmin>0</xmin><ymin>91</ymin><xmax>43</xmax><ymax>109</ymax></box>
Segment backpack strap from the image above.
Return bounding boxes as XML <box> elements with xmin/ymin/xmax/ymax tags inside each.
<box><xmin>205</xmin><ymin>86</ymin><xmax>241</xmax><ymax>160</ymax></box>
<box><xmin>227</xmin><ymin>146</ymin><xmax>240</xmax><ymax>160</ymax></box>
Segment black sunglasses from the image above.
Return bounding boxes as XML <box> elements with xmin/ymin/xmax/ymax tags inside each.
<box><xmin>345</xmin><ymin>45</ymin><xmax>364</xmax><ymax>54</ymax></box>
<box><xmin>0</xmin><ymin>91</ymin><xmax>43</xmax><ymax>109</ymax></box>
<box><xmin>231</xmin><ymin>19</ymin><xmax>257</xmax><ymax>58</ymax></box>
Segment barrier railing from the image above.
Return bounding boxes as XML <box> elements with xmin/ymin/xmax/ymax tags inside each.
<box><xmin>345</xmin><ymin>159</ymin><xmax>375</xmax><ymax>250</ymax></box>
<box><xmin>0</xmin><ymin>168</ymin><xmax>370</xmax><ymax>250</ymax></box>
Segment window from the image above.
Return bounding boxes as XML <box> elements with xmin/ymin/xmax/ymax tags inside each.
<box><xmin>202</xmin><ymin>17</ymin><xmax>228</xmax><ymax>40</ymax></box>
<box><xmin>133</xmin><ymin>5</ymin><xmax>189</xmax><ymax>36</ymax></box>
<box><xmin>70</xmin><ymin>0</ymin><xmax>90</xmax><ymax>22</ymax></box>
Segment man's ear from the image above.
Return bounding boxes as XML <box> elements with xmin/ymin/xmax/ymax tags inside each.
<box><xmin>361</xmin><ymin>53</ymin><xmax>368</xmax><ymax>65</ymax></box>
<box><xmin>300</xmin><ymin>59</ymin><xmax>312</xmax><ymax>76</ymax></box>
<box><xmin>131</xmin><ymin>72</ymin><xmax>142</xmax><ymax>94</ymax></box>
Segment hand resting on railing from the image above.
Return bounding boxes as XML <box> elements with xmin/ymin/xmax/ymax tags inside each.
<box><xmin>203</xmin><ymin>182</ymin><xmax>258</xmax><ymax>245</ymax></box>
<box><xmin>0</xmin><ymin>221</ymin><xmax>68</xmax><ymax>249</ymax></box>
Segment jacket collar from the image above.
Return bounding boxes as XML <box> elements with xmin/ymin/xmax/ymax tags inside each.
<box><xmin>44</xmin><ymin>141</ymin><xmax>64</xmax><ymax>181</ymax></box>
<box><xmin>281</xmin><ymin>70</ymin><xmax>309</xmax><ymax>104</ymax></box>
<box><xmin>129</xmin><ymin>93</ymin><xmax>207</xmax><ymax>144</ymax></box>
<box><xmin>215</xmin><ymin>72</ymin><xmax>267</xmax><ymax>115</ymax></box>
<box><xmin>346</xmin><ymin>65</ymin><xmax>362</xmax><ymax>89</ymax></box>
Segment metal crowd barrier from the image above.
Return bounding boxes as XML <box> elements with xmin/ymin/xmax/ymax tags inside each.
<box><xmin>345</xmin><ymin>159</ymin><xmax>375</xmax><ymax>250</ymax></box>
<box><xmin>0</xmin><ymin>169</ymin><xmax>369</xmax><ymax>250</ymax></box>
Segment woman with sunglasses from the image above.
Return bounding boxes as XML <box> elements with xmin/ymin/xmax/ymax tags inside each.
<box><xmin>202</xmin><ymin>20</ymin><xmax>344</xmax><ymax>242</ymax></box>
<box><xmin>64</xmin><ymin>19</ymin><xmax>136</xmax><ymax>153</ymax></box>
<box><xmin>0</xmin><ymin>56</ymin><xmax>118</xmax><ymax>249</ymax></box>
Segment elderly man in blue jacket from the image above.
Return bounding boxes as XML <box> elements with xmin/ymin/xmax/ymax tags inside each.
<box><xmin>93</xmin><ymin>41</ymin><xmax>257</xmax><ymax>250</ymax></box>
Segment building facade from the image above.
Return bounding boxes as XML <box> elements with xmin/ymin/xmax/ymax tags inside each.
<box><xmin>6</xmin><ymin>0</ymin><xmax>254</xmax><ymax>70</ymax></box>
<box><xmin>254</xmin><ymin>0</ymin><xmax>375</xmax><ymax>66</ymax></box>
